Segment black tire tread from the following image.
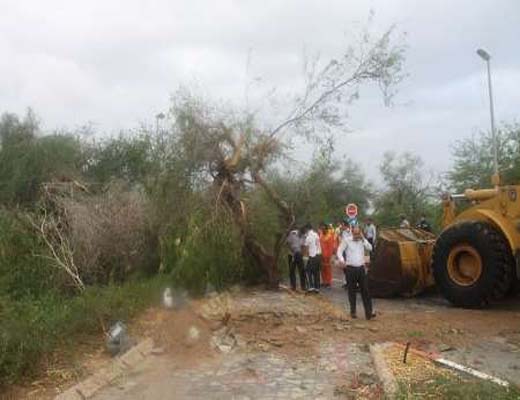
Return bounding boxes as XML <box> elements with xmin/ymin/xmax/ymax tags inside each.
<box><xmin>432</xmin><ymin>221</ymin><xmax>513</xmax><ymax>308</ymax></box>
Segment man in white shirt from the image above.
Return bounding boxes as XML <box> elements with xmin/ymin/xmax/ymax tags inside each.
<box><xmin>336</xmin><ymin>226</ymin><xmax>375</xmax><ymax>320</ymax></box>
<box><xmin>364</xmin><ymin>218</ymin><xmax>377</xmax><ymax>248</ymax></box>
<box><xmin>399</xmin><ymin>214</ymin><xmax>410</xmax><ymax>228</ymax></box>
<box><xmin>339</xmin><ymin>218</ymin><xmax>353</xmax><ymax>289</ymax></box>
<box><xmin>303</xmin><ymin>223</ymin><xmax>321</xmax><ymax>293</ymax></box>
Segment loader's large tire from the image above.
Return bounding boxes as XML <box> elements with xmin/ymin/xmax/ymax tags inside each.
<box><xmin>432</xmin><ymin>221</ymin><xmax>513</xmax><ymax>308</ymax></box>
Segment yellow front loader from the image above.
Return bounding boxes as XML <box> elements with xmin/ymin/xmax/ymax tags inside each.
<box><xmin>431</xmin><ymin>185</ymin><xmax>520</xmax><ymax>307</ymax></box>
<box><xmin>368</xmin><ymin>227</ymin><xmax>436</xmax><ymax>298</ymax></box>
<box><xmin>368</xmin><ymin>185</ymin><xmax>520</xmax><ymax>307</ymax></box>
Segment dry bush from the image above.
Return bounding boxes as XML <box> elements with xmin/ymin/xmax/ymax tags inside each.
<box><xmin>32</xmin><ymin>180</ymin><xmax>155</xmax><ymax>290</ymax></box>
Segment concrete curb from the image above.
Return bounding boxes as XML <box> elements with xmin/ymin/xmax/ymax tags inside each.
<box><xmin>54</xmin><ymin>338</ymin><xmax>154</xmax><ymax>400</ymax></box>
<box><xmin>393</xmin><ymin>341</ymin><xmax>511</xmax><ymax>388</ymax></box>
<box><xmin>369</xmin><ymin>342</ymin><xmax>398</xmax><ymax>400</ymax></box>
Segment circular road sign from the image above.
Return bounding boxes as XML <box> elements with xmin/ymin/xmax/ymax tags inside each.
<box><xmin>345</xmin><ymin>203</ymin><xmax>358</xmax><ymax>218</ymax></box>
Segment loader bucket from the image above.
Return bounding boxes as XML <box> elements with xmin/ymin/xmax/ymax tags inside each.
<box><xmin>368</xmin><ymin>227</ymin><xmax>436</xmax><ymax>297</ymax></box>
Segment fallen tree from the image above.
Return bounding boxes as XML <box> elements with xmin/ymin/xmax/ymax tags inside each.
<box><xmin>169</xmin><ymin>25</ymin><xmax>406</xmax><ymax>287</ymax></box>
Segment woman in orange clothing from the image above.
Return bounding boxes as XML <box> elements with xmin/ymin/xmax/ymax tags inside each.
<box><xmin>319</xmin><ymin>223</ymin><xmax>337</xmax><ymax>288</ymax></box>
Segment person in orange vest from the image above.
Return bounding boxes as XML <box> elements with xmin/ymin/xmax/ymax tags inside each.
<box><xmin>319</xmin><ymin>222</ymin><xmax>336</xmax><ymax>288</ymax></box>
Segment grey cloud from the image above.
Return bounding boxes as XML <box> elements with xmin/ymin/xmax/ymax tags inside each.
<box><xmin>0</xmin><ymin>0</ymin><xmax>519</xmax><ymax>181</ymax></box>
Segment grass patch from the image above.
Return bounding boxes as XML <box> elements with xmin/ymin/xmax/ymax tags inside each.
<box><xmin>0</xmin><ymin>274</ymin><xmax>170</xmax><ymax>387</ymax></box>
<box><xmin>396</xmin><ymin>374</ymin><xmax>520</xmax><ymax>400</ymax></box>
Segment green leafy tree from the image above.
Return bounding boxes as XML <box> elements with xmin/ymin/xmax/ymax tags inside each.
<box><xmin>164</xmin><ymin>23</ymin><xmax>406</xmax><ymax>287</ymax></box>
<box><xmin>84</xmin><ymin>133</ymin><xmax>158</xmax><ymax>187</ymax></box>
<box><xmin>0</xmin><ymin>111</ymin><xmax>83</xmax><ymax>205</ymax></box>
<box><xmin>374</xmin><ymin>151</ymin><xmax>435</xmax><ymax>227</ymax></box>
<box><xmin>271</xmin><ymin>151</ymin><xmax>372</xmax><ymax>226</ymax></box>
<box><xmin>448</xmin><ymin>123</ymin><xmax>520</xmax><ymax>191</ymax></box>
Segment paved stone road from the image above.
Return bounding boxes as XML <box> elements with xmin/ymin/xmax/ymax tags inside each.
<box><xmin>92</xmin><ymin>286</ymin><xmax>380</xmax><ymax>400</ymax></box>
<box><xmin>90</xmin><ymin>280</ymin><xmax>520</xmax><ymax>399</ymax></box>
<box><xmin>93</xmin><ymin>341</ymin><xmax>377</xmax><ymax>399</ymax></box>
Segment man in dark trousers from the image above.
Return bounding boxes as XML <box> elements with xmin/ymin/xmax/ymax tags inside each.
<box><xmin>286</xmin><ymin>228</ymin><xmax>306</xmax><ymax>290</ymax></box>
<box><xmin>303</xmin><ymin>223</ymin><xmax>322</xmax><ymax>293</ymax></box>
<box><xmin>336</xmin><ymin>226</ymin><xmax>375</xmax><ymax>320</ymax></box>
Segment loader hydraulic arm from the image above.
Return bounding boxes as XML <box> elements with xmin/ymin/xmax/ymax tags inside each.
<box><xmin>441</xmin><ymin>194</ymin><xmax>456</xmax><ymax>229</ymax></box>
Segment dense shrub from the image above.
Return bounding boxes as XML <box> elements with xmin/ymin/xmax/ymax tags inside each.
<box><xmin>30</xmin><ymin>182</ymin><xmax>159</xmax><ymax>288</ymax></box>
<box><xmin>167</xmin><ymin>211</ymin><xmax>246</xmax><ymax>295</ymax></box>
<box><xmin>0</xmin><ymin>210</ymin><xmax>58</xmax><ymax>299</ymax></box>
<box><xmin>0</xmin><ymin>275</ymin><xmax>168</xmax><ymax>386</ymax></box>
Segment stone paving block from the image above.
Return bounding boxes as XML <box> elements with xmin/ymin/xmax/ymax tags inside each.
<box><xmin>75</xmin><ymin>375</ymin><xmax>106</xmax><ymax>398</ymax></box>
<box><xmin>118</xmin><ymin>346</ymin><xmax>145</xmax><ymax>367</ymax></box>
<box><xmin>54</xmin><ymin>338</ymin><xmax>156</xmax><ymax>400</ymax></box>
<box><xmin>134</xmin><ymin>337</ymin><xmax>154</xmax><ymax>356</ymax></box>
<box><xmin>94</xmin><ymin>364</ymin><xmax>122</xmax><ymax>385</ymax></box>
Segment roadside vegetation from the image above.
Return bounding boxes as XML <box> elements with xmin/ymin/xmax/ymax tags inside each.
<box><xmin>1</xmin><ymin>24</ymin><xmax>519</xmax><ymax>390</ymax></box>
<box><xmin>396</xmin><ymin>374</ymin><xmax>520</xmax><ymax>400</ymax></box>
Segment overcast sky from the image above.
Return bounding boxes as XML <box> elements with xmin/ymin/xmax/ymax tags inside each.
<box><xmin>1</xmin><ymin>0</ymin><xmax>519</xmax><ymax>182</ymax></box>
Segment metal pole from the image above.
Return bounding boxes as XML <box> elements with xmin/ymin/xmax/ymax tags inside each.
<box><xmin>155</xmin><ymin>112</ymin><xmax>165</xmax><ymax>136</ymax></box>
<box><xmin>486</xmin><ymin>59</ymin><xmax>498</xmax><ymax>178</ymax></box>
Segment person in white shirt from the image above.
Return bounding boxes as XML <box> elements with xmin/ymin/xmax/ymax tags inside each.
<box><xmin>336</xmin><ymin>226</ymin><xmax>375</xmax><ymax>320</ymax></box>
<box><xmin>339</xmin><ymin>218</ymin><xmax>353</xmax><ymax>289</ymax></box>
<box><xmin>303</xmin><ymin>223</ymin><xmax>321</xmax><ymax>293</ymax></box>
<box><xmin>399</xmin><ymin>214</ymin><xmax>410</xmax><ymax>228</ymax></box>
<box><xmin>364</xmin><ymin>218</ymin><xmax>377</xmax><ymax>247</ymax></box>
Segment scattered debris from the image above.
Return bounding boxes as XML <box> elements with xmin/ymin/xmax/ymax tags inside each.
<box><xmin>211</xmin><ymin>326</ymin><xmax>238</xmax><ymax>353</ymax></box>
<box><xmin>162</xmin><ymin>287</ymin><xmax>174</xmax><ymax>309</ymax></box>
<box><xmin>106</xmin><ymin>321</ymin><xmax>132</xmax><ymax>356</ymax></box>
<box><xmin>450</xmin><ymin>328</ymin><xmax>463</xmax><ymax>334</ymax></box>
<box><xmin>403</xmin><ymin>342</ymin><xmax>411</xmax><ymax>363</ymax></box>
<box><xmin>186</xmin><ymin>326</ymin><xmax>201</xmax><ymax>346</ymax></box>
<box><xmin>333</xmin><ymin>384</ymin><xmax>357</xmax><ymax>398</ymax></box>
<box><xmin>438</xmin><ymin>344</ymin><xmax>455</xmax><ymax>352</ymax></box>
<box><xmin>435</xmin><ymin>357</ymin><xmax>510</xmax><ymax>387</ymax></box>
<box><xmin>295</xmin><ymin>326</ymin><xmax>307</xmax><ymax>334</ymax></box>
<box><xmin>265</xmin><ymin>338</ymin><xmax>283</xmax><ymax>347</ymax></box>
<box><xmin>199</xmin><ymin>292</ymin><xmax>233</xmax><ymax>320</ymax></box>
<box><xmin>358</xmin><ymin>371</ymin><xmax>377</xmax><ymax>386</ymax></box>
<box><xmin>150</xmin><ymin>346</ymin><xmax>165</xmax><ymax>355</ymax></box>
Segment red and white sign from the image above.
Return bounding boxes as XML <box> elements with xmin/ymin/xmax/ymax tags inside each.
<box><xmin>345</xmin><ymin>203</ymin><xmax>358</xmax><ymax>218</ymax></box>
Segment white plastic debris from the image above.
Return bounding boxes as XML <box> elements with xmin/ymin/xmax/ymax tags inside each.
<box><xmin>186</xmin><ymin>326</ymin><xmax>201</xmax><ymax>346</ymax></box>
<box><xmin>163</xmin><ymin>287</ymin><xmax>174</xmax><ymax>309</ymax></box>
<box><xmin>188</xmin><ymin>326</ymin><xmax>200</xmax><ymax>340</ymax></box>
<box><xmin>436</xmin><ymin>358</ymin><xmax>510</xmax><ymax>387</ymax></box>
<box><xmin>106</xmin><ymin>321</ymin><xmax>131</xmax><ymax>356</ymax></box>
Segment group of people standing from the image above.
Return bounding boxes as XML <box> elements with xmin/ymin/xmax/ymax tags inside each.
<box><xmin>286</xmin><ymin>217</ymin><xmax>378</xmax><ymax>320</ymax></box>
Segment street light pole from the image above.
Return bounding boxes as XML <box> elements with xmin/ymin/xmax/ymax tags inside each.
<box><xmin>476</xmin><ymin>48</ymin><xmax>499</xmax><ymax>186</ymax></box>
<box><xmin>155</xmin><ymin>112</ymin><xmax>165</xmax><ymax>135</ymax></box>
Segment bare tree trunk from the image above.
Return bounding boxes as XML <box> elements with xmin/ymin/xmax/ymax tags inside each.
<box><xmin>214</xmin><ymin>164</ymin><xmax>287</xmax><ymax>288</ymax></box>
<box><xmin>253</xmin><ymin>172</ymin><xmax>295</xmax><ymax>285</ymax></box>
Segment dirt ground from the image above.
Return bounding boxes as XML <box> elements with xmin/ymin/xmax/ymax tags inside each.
<box><xmin>5</xmin><ymin>276</ymin><xmax>520</xmax><ymax>399</ymax></box>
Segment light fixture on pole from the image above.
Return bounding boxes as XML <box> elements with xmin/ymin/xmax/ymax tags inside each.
<box><xmin>476</xmin><ymin>48</ymin><xmax>499</xmax><ymax>186</ymax></box>
<box><xmin>155</xmin><ymin>112</ymin><xmax>165</xmax><ymax>134</ymax></box>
